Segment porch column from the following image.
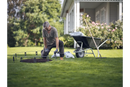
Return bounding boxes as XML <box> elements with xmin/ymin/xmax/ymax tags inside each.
<box><xmin>66</xmin><ymin>13</ymin><xmax>68</xmax><ymax>34</ymax></box>
<box><xmin>76</xmin><ymin>0</ymin><xmax>80</xmax><ymax>31</ymax></box>
<box><xmin>74</xmin><ymin>0</ymin><xmax>80</xmax><ymax>32</ymax></box>
<box><xmin>64</xmin><ymin>19</ymin><xmax>66</xmax><ymax>34</ymax></box>
<box><xmin>74</xmin><ymin>0</ymin><xmax>77</xmax><ymax>32</ymax></box>
<box><xmin>74</xmin><ymin>0</ymin><xmax>76</xmax><ymax>48</ymax></box>
<box><xmin>119</xmin><ymin>1</ymin><xmax>122</xmax><ymax>21</ymax></box>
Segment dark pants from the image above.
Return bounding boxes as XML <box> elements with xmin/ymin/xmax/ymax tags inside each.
<box><xmin>41</xmin><ymin>40</ymin><xmax>64</xmax><ymax>58</ymax></box>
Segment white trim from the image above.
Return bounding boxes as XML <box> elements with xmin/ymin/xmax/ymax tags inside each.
<box><xmin>68</xmin><ymin>2</ymin><xmax>74</xmax><ymax>33</ymax></box>
<box><xmin>77</xmin><ymin>0</ymin><xmax>123</xmax><ymax>2</ymax></box>
<box><xmin>68</xmin><ymin>2</ymin><xmax>74</xmax><ymax>14</ymax></box>
<box><xmin>76</xmin><ymin>0</ymin><xmax>80</xmax><ymax>31</ymax></box>
<box><xmin>106</xmin><ymin>2</ymin><xmax>110</xmax><ymax>25</ymax></box>
<box><xmin>119</xmin><ymin>1</ymin><xmax>122</xmax><ymax>20</ymax></box>
<box><xmin>74</xmin><ymin>0</ymin><xmax>77</xmax><ymax>32</ymax></box>
<box><xmin>61</xmin><ymin>0</ymin><xmax>123</xmax><ymax>17</ymax></box>
<box><xmin>68</xmin><ymin>10</ymin><xmax>74</xmax><ymax>32</ymax></box>
<box><xmin>64</xmin><ymin>19</ymin><xmax>66</xmax><ymax>34</ymax></box>
<box><xmin>66</xmin><ymin>13</ymin><xmax>69</xmax><ymax>34</ymax></box>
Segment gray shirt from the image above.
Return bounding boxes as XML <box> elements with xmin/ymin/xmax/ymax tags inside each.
<box><xmin>42</xmin><ymin>26</ymin><xmax>58</xmax><ymax>45</ymax></box>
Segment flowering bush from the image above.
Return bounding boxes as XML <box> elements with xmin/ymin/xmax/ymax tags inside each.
<box><xmin>108</xmin><ymin>20</ymin><xmax>123</xmax><ymax>48</ymax></box>
<box><xmin>77</xmin><ymin>13</ymin><xmax>123</xmax><ymax>49</ymax></box>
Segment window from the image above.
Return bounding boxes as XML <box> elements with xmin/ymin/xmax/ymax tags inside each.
<box><xmin>96</xmin><ymin>11</ymin><xmax>100</xmax><ymax>22</ymax></box>
<box><xmin>100</xmin><ymin>7</ymin><xmax>106</xmax><ymax>23</ymax></box>
<box><xmin>95</xmin><ymin>7</ymin><xmax>106</xmax><ymax>23</ymax></box>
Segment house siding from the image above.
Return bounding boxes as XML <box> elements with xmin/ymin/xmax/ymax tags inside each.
<box><xmin>95</xmin><ymin>2</ymin><xmax>120</xmax><ymax>24</ymax></box>
<box><xmin>109</xmin><ymin>2</ymin><xmax>119</xmax><ymax>23</ymax></box>
<box><xmin>85</xmin><ymin>8</ymin><xmax>95</xmax><ymax>21</ymax></box>
<box><xmin>95</xmin><ymin>2</ymin><xmax>107</xmax><ymax>12</ymax></box>
<box><xmin>95</xmin><ymin>2</ymin><xmax>107</xmax><ymax>23</ymax></box>
<box><xmin>62</xmin><ymin>0</ymin><xmax>123</xmax><ymax>35</ymax></box>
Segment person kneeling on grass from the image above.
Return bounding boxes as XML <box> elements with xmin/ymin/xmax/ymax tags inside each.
<box><xmin>41</xmin><ymin>21</ymin><xmax>64</xmax><ymax>60</ymax></box>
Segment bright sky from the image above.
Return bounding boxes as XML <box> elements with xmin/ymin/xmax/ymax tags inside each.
<box><xmin>60</xmin><ymin>0</ymin><xmax>64</xmax><ymax>6</ymax></box>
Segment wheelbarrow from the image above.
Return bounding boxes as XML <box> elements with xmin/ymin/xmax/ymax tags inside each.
<box><xmin>69</xmin><ymin>32</ymin><xmax>110</xmax><ymax>58</ymax></box>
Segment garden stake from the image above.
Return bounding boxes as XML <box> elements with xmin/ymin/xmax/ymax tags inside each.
<box><xmin>25</xmin><ymin>52</ymin><xmax>26</xmax><ymax>56</ymax></box>
<box><xmin>20</xmin><ymin>57</ymin><xmax>22</xmax><ymax>61</ymax></box>
<box><xmin>54</xmin><ymin>53</ymin><xmax>57</xmax><ymax>60</ymax></box>
<box><xmin>36</xmin><ymin>51</ymin><xmax>37</xmax><ymax>55</ymax></box>
<box><xmin>34</xmin><ymin>57</ymin><xmax>36</xmax><ymax>63</ymax></box>
<box><xmin>13</xmin><ymin>56</ymin><xmax>15</xmax><ymax>62</ymax></box>
<box><xmin>84</xmin><ymin>19</ymin><xmax>102</xmax><ymax>58</ymax></box>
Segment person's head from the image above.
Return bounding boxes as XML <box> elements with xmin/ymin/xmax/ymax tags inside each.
<box><xmin>43</xmin><ymin>21</ymin><xmax>51</xmax><ymax>31</ymax></box>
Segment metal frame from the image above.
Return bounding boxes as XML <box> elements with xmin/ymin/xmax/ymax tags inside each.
<box><xmin>73</xmin><ymin>41</ymin><xmax>95</xmax><ymax>57</ymax></box>
<box><xmin>97</xmin><ymin>39</ymin><xmax>110</xmax><ymax>57</ymax></box>
<box><xmin>73</xmin><ymin>39</ymin><xmax>110</xmax><ymax>58</ymax></box>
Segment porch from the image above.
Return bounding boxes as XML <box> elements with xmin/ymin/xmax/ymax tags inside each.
<box><xmin>61</xmin><ymin>0</ymin><xmax>123</xmax><ymax>34</ymax></box>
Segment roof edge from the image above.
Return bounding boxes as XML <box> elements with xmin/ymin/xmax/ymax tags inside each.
<box><xmin>60</xmin><ymin>0</ymin><xmax>67</xmax><ymax>17</ymax></box>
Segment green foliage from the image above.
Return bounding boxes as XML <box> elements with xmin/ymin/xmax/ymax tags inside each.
<box><xmin>108</xmin><ymin>20</ymin><xmax>123</xmax><ymax>48</ymax></box>
<box><xmin>7</xmin><ymin>18</ymin><xmax>16</xmax><ymax>47</ymax></box>
<box><xmin>7</xmin><ymin>0</ymin><xmax>63</xmax><ymax>47</ymax></box>
<box><xmin>78</xmin><ymin>13</ymin><xmax>123</xmax><ymax>49</ymax></box>
<box><xmin>59</xmin><ymin>35</ymin><xmax>74</xmax><ymax>47</ymax></box>
<box><xmin>7</xmin><ymin>47</ymin><xmax>122</xmax><ymax>87</ymax></box>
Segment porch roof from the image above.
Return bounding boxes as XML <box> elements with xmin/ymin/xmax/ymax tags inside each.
<box><xmin>60</xmin><ymin>0</ymin><xmax>73</xmax><ymax>17</ymax></box>
<box><xmin>60</xmin><ymin>0</ymin><xmax>123</xmax><ymax>17</ymax></box>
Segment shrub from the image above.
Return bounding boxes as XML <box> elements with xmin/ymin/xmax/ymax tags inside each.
<box><xmin>108</xmin><ymin>20</ymin><xmax>123</xmax><ymax>48</ymax></box>
<box><xmin>59</xmin><ymin>35</ymin><xmax>74</xmax><ymax>47</ymax></box>
<box><xmin>77</xmin><ymin>13</ymin><xmax>123</xmax><ymax>49</ymax></box>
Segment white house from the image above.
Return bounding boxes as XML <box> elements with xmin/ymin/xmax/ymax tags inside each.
<box><xmin>60</xmin><ymin>0</ymin><xmax>123</xmax><ymax>34</ymax></box>
<box><xmin>61</xmin><ymin>0</ymin><xmax>126</xmax><ymax>34</ymax></box>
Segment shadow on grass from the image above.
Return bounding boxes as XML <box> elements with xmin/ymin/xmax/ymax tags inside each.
<box><xmin>7</xmin><ymin>53</ymin><xmax>123</xmax><ymax>64</ymax></box>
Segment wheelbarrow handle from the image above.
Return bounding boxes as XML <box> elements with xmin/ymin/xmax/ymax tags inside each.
<box><xmin>97</xmin><ymin>39</ymin><xmax>111</xmax><ymax>49</ymax></box>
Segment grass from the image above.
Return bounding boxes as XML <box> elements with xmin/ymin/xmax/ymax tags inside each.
<box><xmin>7</xmin><ymin>47</ymin><xmax>123</xmax><ymax>87</ymax></box>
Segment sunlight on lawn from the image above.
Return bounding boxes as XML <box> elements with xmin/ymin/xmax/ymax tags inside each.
<box><xmin>7</xmin><ymin>47</ymin><xmax>123</xmax><ymax>87</ymax></box>
<box><xmin>7</xmin><ymin>47</ymin><xmax>123</xmax><ymax>58</ymax></box>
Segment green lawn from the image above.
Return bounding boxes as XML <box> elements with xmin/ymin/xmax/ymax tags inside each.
<box><xmin>7</xmin><ymin>47</ymin><xmax>123</xmax><ymax>87</ymax></box>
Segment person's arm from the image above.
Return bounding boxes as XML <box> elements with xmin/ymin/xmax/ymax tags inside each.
<box><xmin>43</xmin><ymin>37</ymin><xmax>47</xmax><ymax>49</ymax></box>
<box><xmin>55</xmin><ymin>37</ymin><xmax>59</xmax><ymax>49</ymax></box>
<box><xmin>42</xmin><ymin>29</ymin><xmax>47</xmax><ymax>49</ymax></box>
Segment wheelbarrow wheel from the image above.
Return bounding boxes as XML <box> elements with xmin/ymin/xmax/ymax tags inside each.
<box><xmin>75</xmin><ymin>47</ymin><xmax>85</xmax><ymax>58</ymax></box>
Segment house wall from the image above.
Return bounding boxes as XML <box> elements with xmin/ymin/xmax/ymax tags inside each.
<box><xmin>69</xmin><ymin>9</ymin><xmax>74</xmax><ymax>32</ymax></box>
<box><xmin>109</xmin><ymin>2</ymin><xmax>119</xmax><ymax>23</ymax></box>
<box><xmin>64</xmin><ymin>1</ymin><xmax>122</xmax><ymax>34</ymax></box>
<box><xmin>95</xmin><ymin>2</ymin><xmax>107</xmax><ymax>23</ymax></box>
<box><xmin>85</xmin><ymin>8</ymin><xmax>95</xmax><ymax>21</ymax></box>
<box><xmin>64</xmin><ymin>19</ymin><xmax>66</xmax><ymax>34</ymax></box>
<box><xmin>95</xmin><ymin>2</ymin><xmax>119</xmax><ymax>24</ymax></box>
<box><xmin>95</xmin><ymin>2</ymin><xmax>107</xmax><ymax>12</ymax></box>
<box><xmin>68</xmin><ymin>1</ymin><xmax>74</xmax><ymax>33</ymax></box>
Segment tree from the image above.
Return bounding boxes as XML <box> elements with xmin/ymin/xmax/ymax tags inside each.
<box><xmin>14</xmin><ymin>0</ymin><xmax>63</xmax><ymax>46</ymax></box>
<box><xmin>7</xmin><ymin>0</ymin><xmax>27</xmax><ymax>47</ymax></box>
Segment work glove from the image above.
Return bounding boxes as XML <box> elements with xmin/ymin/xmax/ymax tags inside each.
<box><xmin>44</xmin><ymin>48</ymin><xmax>49</xmax><ymax>52</ymax></box>
<box><xmin>54</xmin><ymin>49</ymin><xmax>58</xmax><ymax>54</ymax></box>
